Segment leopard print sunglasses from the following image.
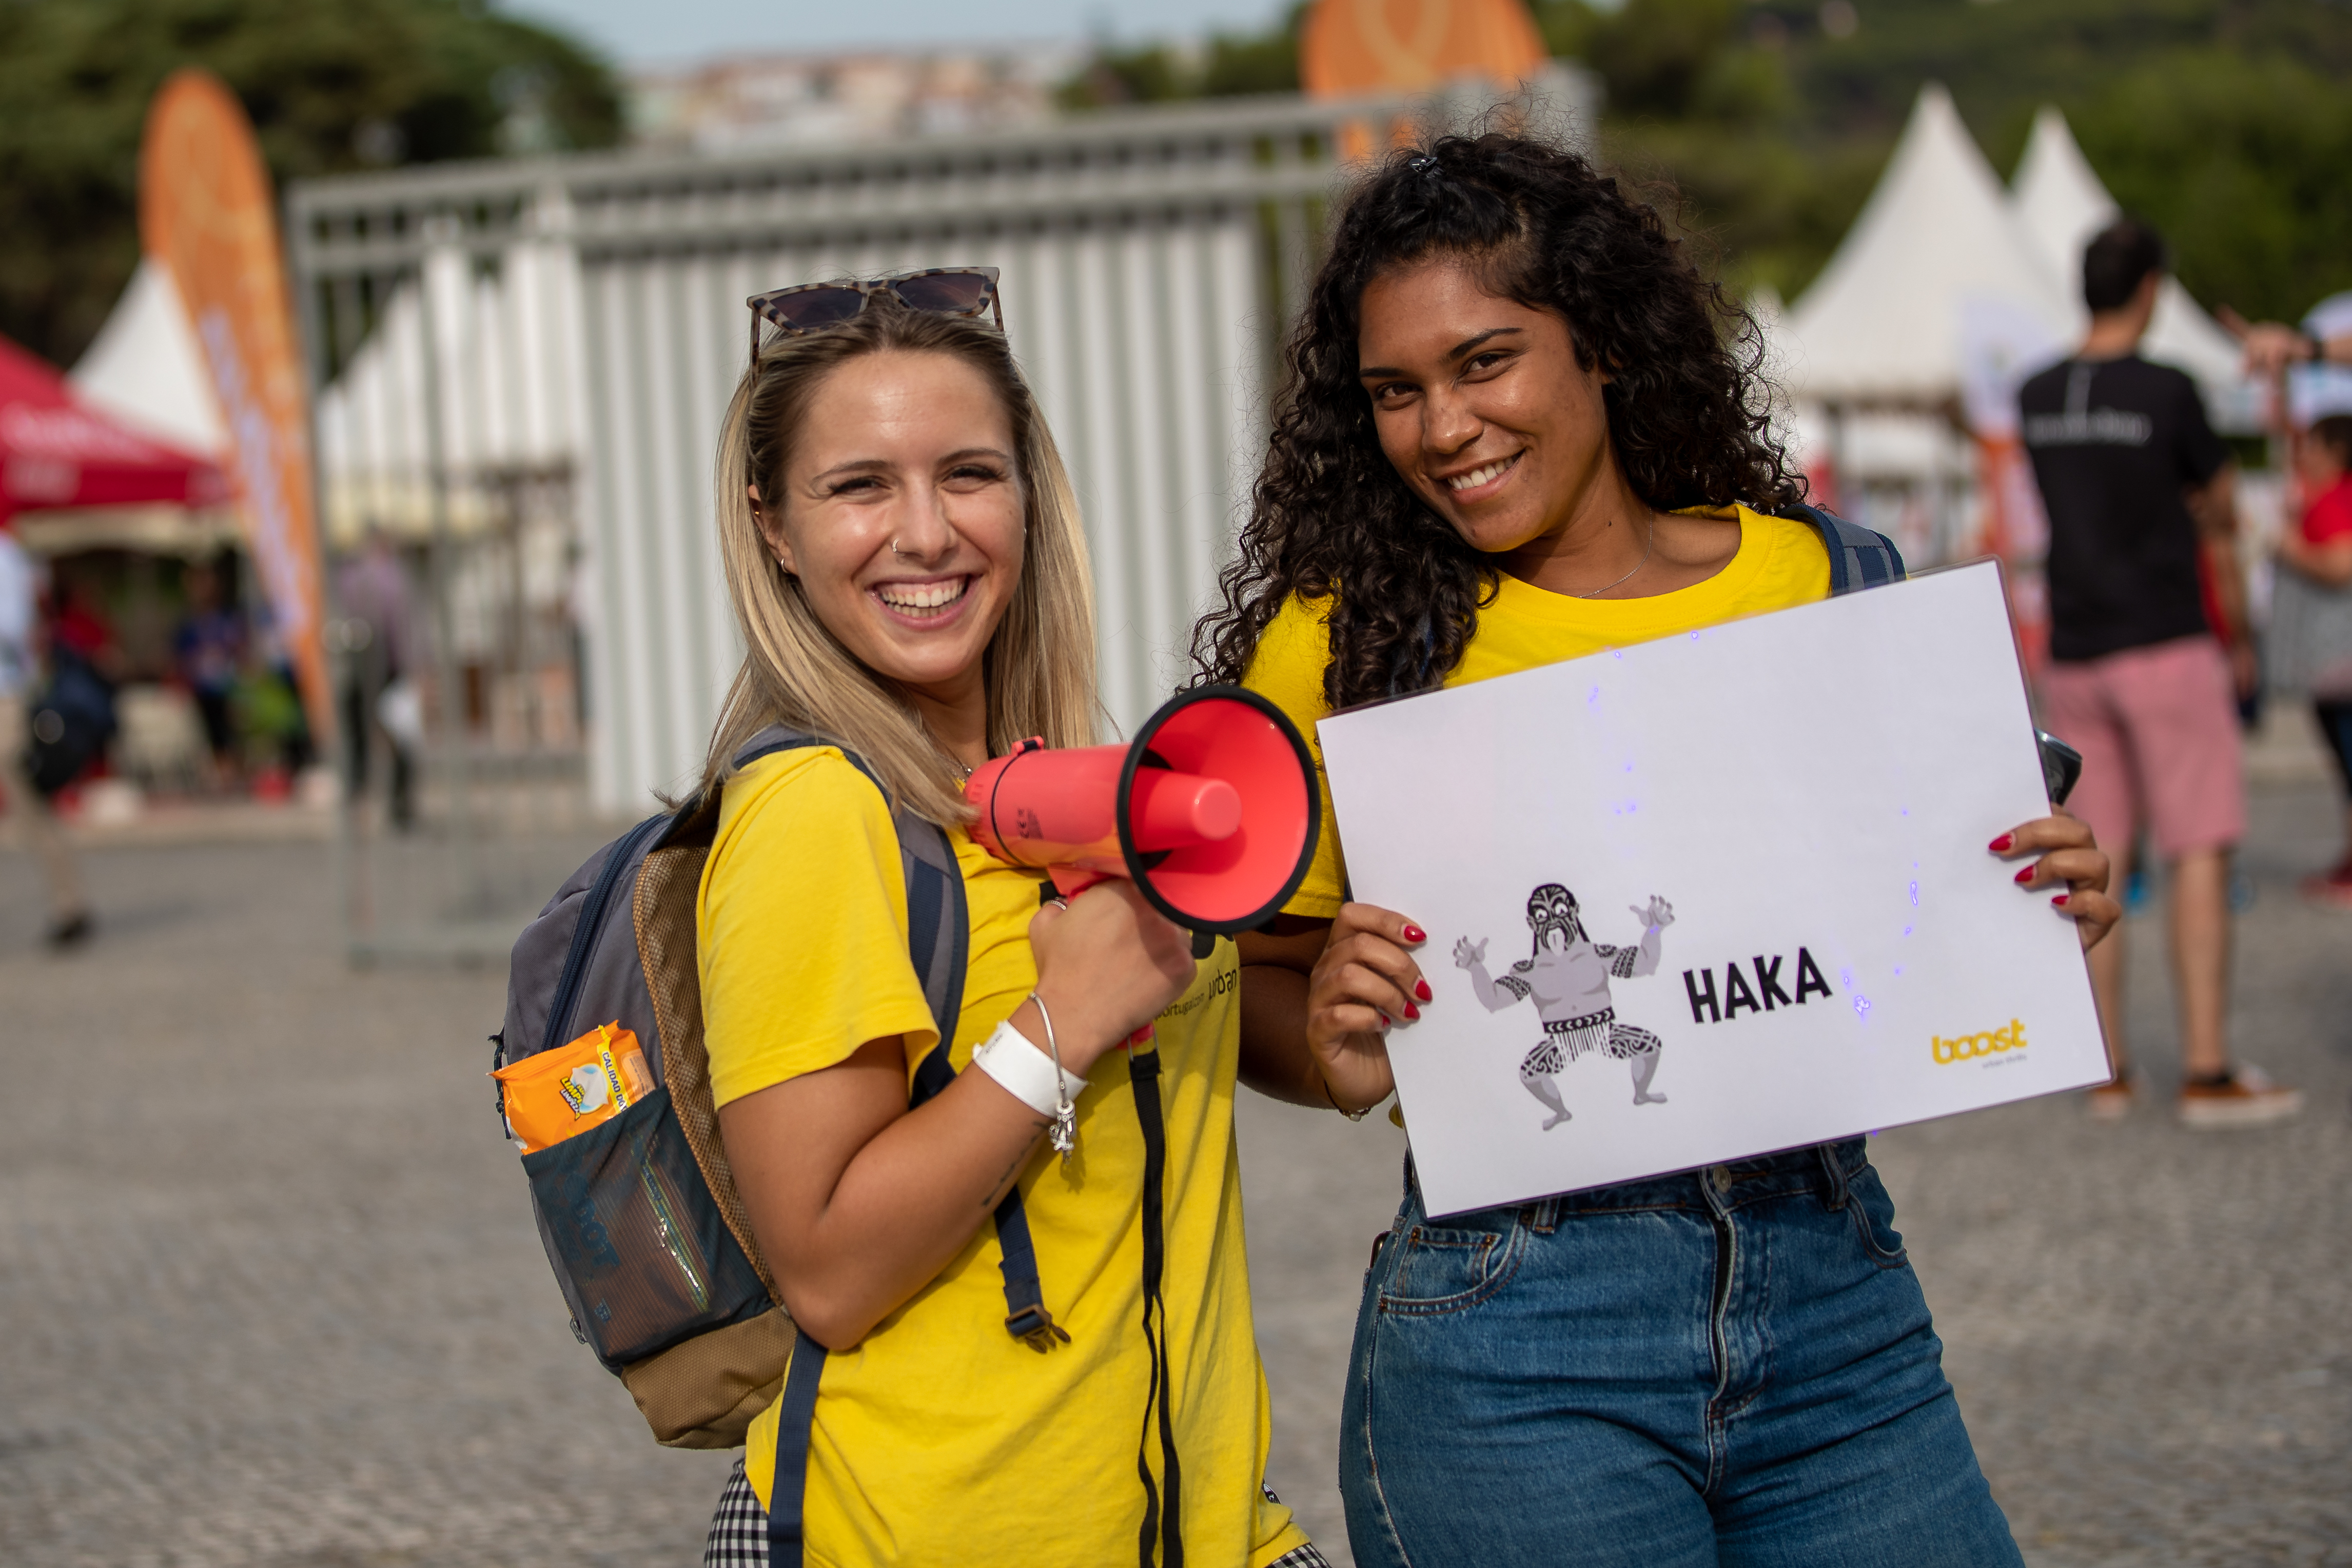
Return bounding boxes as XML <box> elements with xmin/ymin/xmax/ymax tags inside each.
<box><xmin>745</xmin><ymin>266</ymin><xmax>1003</xmax><ymax>365</ymax></box>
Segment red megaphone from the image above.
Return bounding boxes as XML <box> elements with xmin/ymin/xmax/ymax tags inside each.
<box><xmin>964</xmin><ymin>684</ymin><xmax>1321</xmax><ymax>935</ymax></box>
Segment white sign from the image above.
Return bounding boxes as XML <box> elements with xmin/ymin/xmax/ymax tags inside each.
<box><xmin>1318</xmin><ymin>561</ymin><xmax>2107</xmax><ymax>1217</ymax></box>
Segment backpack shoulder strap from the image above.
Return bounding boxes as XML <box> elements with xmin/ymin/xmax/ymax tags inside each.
<box><xmin>893</xmin><ymin>803</ymin><xmax>969</xmax><ymax>1064</ymax></box>
<box><xmin>886</xmin><ymin>803</ymin><xmax>1057</xmax><ymax>1349</ymax></box>
<box><xmin>1770</xmin><ymin>500</ymin><xmax>1908</xmax><ymax>595</ymax></box>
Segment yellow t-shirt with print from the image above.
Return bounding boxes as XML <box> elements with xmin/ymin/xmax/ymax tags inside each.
<box><xmin>1244</xmin><ymin>505</ymin><xmax>1832</xmax><ymax>917</ymax></box>
<box><xmin>697</xmin><ymin>747</ymin><xmax>1309</xmax><ymax>1568</ymax></box>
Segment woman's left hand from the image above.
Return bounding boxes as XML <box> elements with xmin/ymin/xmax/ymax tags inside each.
<box><xmin>1989</xmin><ymin>815</ymin><xmax>2119</xmax><ymax>951</ymax></box>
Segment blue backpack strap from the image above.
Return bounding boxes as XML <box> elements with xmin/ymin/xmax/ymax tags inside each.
<box><xmin>894</xmin><ymin>808</ymin><xmax>1061</xmax><ymax>1348</ymax></box>
<box><xmin>1771</xmin><ymin>500</ymin><xmax>1907</xmax><ymax>594</ymax></box>
<box><xmin>763</xmin><ymin>1340</ymin><xmax>828</xmax><ymax>1564</ymax></box>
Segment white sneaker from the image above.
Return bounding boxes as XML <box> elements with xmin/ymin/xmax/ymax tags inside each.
<box><xmin>2177</xmin><ymin>1064</ymin><xmax>2304</xmax><ymax>1129</ymax></box>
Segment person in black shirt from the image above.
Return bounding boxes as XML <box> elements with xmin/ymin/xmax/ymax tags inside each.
<box><xmin>2020</xmin><ymin>219</ymin><xmax>2301</xmax><ymax>1129</ymax></box>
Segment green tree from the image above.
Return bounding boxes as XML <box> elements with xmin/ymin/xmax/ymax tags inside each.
<box><xmin>2075</xmin><ymin>50</ymin><xmax>2352</xmax><ymax>324</ymax></box>
<box><xmin>1200</xmin><ymin>9</ymin><xmax>1305</xmax><ymax>98</ymax></box>
<box><xmin>0</xmin><ymin>0</ymin><xmax>620</xmax><ymax>369</ymax></box>
<box><xmin>1545</xmin><ymin>0</ymin><xmax>2352</xmax><ymax>312</ymax></box>
<box><xmin>1057</xmin><ymin>4</ymin><xmax>1306</xmax><ymax>108</ymax></box>
<box><xmin>1570</xmin><ymin>0</ymin><xmax>1743</xmax><ymax>119</ymax></box>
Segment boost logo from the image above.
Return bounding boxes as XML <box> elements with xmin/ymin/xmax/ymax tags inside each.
<box><xmin>1932</xmin><ymin>1019</ymin><xmax>2027</xmax><ymax>1065</ymax></box>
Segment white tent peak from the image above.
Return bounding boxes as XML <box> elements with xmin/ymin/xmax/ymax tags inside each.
<box><xmin>1784</xmin><ymin>83</ymin><xmax>2068</xmax><ymax>407</ymax></box>
<box><xmin>2006</xmin><ymin>104</ymin><xmax>2251</xmax><ymax>409</ymax></box>
<box><xmin>2011</xmin><ymin>105</ymin><xmax>2115</xmax><ymax>287</ymax></box>
<box><xmin>69</xmin><ymin>258</ymin><xmax>229</xmax><ymax>460</ymax></box>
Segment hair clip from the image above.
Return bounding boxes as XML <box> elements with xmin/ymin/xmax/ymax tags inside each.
<box><xmin>1408</xmin><ymin>154</ymin><xmax>1439</xmax><ymax>173</ymax></box>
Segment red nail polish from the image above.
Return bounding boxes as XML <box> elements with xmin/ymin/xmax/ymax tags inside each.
<box><xmin>1402</xmin><ymin>924</ymin><xmax>1427</xmax><ymax>944</ymax></box>
<box><xmin>2013</xmin><ymin>866</ymin><xmax>2034</xmax><ymax>885</ymax></box>
<box><xmin>1379</xmin><ymin>1012</ymin><xmax>1391</xmax><ymax>1027</ymax></box>
<box><xmin>1988</xmin><ymin>834</ymin><xmax>2014</xmax><ymax>853</ymax></box>
<box><xmin>2051</xmin><ymin>893</ymin><xmax>2070</xmax><ymax>907</ymax></box>
<box><xmin>1403</xmin><ymin>1002</ymin><xmax>1421</xmax><ymax>1021</ymax></box>
<box><xmin>1415</xmin><ymin>979</ymin><xmax>1433</xmax><ymax>1003</ymax></box>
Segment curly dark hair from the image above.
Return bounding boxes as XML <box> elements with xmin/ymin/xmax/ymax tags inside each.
<box><xmin>1191</xmin><ymin>130</ymin><xmax>1802</xmax><ymax>709</ymax></box>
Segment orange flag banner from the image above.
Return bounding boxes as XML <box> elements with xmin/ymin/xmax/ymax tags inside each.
<box><xmin>140</xmin><ymin>69</ymin><xmax>333</xmax><ymax>740</ymax></box>
<box><xmin>1302</xmin><ymin>0</ymin><xmax>1547</xmax><ymax>95</ymax></box>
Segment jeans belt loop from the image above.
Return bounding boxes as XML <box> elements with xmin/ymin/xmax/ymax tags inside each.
<box><xmin>1817</xmin><ymin>1141</ymin><xmax>1852</xmax><ymax>1210</ymax></box>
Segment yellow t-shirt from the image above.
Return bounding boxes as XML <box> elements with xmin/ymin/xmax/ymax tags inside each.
<box><xmin>1245</xmin><ymin>505</ymin><xmax>1832</xmax><ymax>917</ymax></box>
<box><xmin>698</xmin><ymin>747</ymin><xmax>1308</xmax><ymax>1568</ymax></box>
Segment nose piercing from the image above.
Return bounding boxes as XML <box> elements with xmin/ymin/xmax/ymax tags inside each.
<box><xmin>890</xmin><ymin>539</ymin><xmax>905</xmax><ymax>558</ymax></box>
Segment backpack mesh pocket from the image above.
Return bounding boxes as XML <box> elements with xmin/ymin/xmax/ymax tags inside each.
<box><xmin>523</xmin><ymin>1086</ymin><xmax>772</xmax><ymax>1368</ymax></box>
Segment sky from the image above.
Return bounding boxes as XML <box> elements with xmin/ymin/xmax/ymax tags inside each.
<box><xmin>506</xmin><ymin>0</ymin><xmax>1293</xmax><ymax>64</ymax></box>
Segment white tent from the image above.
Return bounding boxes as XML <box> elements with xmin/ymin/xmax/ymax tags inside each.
<box><xmin>27</xmin><ymin>258</ymin><xmax>244</xmax><ymax>555</ymax></box>
<box><xmin>2009</xmin><ymin>105</ymin><xmax>2259</xmax><ymax>428</ymax></box>
<box><xmin>66</xmin><ymin>237</ymin><xmax>588</xmax><ymax>547</ymax></box>
<box><xmin>68</xmin><ymin>258</ymin><xmax>229</xmax><ymax>459</ymax></box>
<box><xmin>1780</xmin><ymin>84</ymin><xmax>2071</xmax><ymax>413</ymax></box>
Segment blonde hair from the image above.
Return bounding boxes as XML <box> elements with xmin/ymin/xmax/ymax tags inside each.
<box><xmin>701</xmin><ymin>298</ymin><xmax>1099</xmax><ymax>825</ymax></box>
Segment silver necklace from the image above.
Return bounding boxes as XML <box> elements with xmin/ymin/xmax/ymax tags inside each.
<box><xmin>1569</xmin><ymin>516</ymin><xmax>1656</xmax><ymax>600</ymax></box>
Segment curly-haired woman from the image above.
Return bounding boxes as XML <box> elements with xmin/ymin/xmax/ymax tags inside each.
<box><xmin>1202</xmin><ymin>134</ymin><xmax>2121</xmax><ymax>1565</ymax></box>
<box><xmin>697</xmin><ymin>277</ymin><xmax>1323</xmax><ymax>1566</ymax></box>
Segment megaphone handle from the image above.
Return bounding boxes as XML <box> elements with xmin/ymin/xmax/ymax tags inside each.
<box><xmin>1038</xmin><ymin>865</ymin><xmax>1163</xmax><ymax>1045</ymax></box>
<box><xmin>1046</xmin><ymin>865</ymin><xmax>1113</xmax><ymax>901</ymax></box>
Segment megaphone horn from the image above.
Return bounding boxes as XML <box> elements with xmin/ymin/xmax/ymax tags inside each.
<box><xmin>964</xmin><ymin>684</ymin><xmax>1321</xmax><ymax>936</ymax></box>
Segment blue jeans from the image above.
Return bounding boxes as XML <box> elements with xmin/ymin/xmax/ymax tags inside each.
<box><xmin>1338</xmin><ymin>1141</ymin><xmax>2023</xmax><ymax>1567</ymax></box>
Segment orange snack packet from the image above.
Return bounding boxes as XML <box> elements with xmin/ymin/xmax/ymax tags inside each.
<box><xmin>494</xmin><ymin>1022</ymin><xmax>655</xmax><ymax>1153</ymax></box>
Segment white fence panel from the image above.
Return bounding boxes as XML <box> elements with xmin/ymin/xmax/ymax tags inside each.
<box><xmin>292</xmin><ymin>95</ymin><xmax>1455</xmax><ymax>817</ymax></box>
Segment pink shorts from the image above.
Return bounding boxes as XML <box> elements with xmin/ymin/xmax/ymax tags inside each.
<box><xmin>2037</xmin><ymin>635</ymin><xmax>2244</xmax><ymax>861</ymax></box>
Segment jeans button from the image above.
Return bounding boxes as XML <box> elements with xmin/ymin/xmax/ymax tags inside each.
<box><xmin>1709</xmin><ymin>1164</ymin><xmax>1733</xmax><ymax>1193</ymax></box>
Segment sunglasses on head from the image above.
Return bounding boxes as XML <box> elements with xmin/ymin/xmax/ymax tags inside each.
<box><xmin>746</xmin><ymin>266</ymin><xmax>1003</xmax><ymax>363</ymax></box>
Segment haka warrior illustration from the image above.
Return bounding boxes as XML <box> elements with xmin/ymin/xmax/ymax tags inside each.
<box><xmin>1455</xmin><ymin>885</ymin><xmax>1676</xmax><ymax>1130</ymax></box>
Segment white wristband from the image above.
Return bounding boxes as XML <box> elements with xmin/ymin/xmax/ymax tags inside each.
<box><xmin>971</xmin><ymin>1019</ymin><xmax>1089</xmax><ymax>1117</ymax></box>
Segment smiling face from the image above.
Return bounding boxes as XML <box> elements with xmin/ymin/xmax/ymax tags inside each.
<box><xmin>754</xmin><ymin>349</ymin><xmax>1026</xmax><ymax>707</ymax></box>
<box><xmin>1356</xmin><ymin>256</ymin><xmax>1625</xmax><ymax>560</ymax></box>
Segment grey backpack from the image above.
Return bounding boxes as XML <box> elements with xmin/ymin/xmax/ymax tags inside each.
<box><xmin>494</xmin><ymin>727</ymin><xmax>1057</xmax><ymax>1456</ymax></box>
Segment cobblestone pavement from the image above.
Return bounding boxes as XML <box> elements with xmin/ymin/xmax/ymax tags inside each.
<box><xmin>1</xmin><ymin>783</ymin><xmax>2343</xmax><ymax>1567</ymax></box>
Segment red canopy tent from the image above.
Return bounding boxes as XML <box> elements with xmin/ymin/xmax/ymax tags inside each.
<box><xmin>1</xmin><ymin>331</ymin><xmax>227</xmax><ymax>530</ymax></box>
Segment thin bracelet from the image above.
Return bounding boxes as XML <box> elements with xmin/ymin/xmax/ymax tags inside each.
<box><xmin>1319</xmin><ymin>1070</ymin><xmax>1371</xmax><ymax>1122</ymax></box>
<box><xmin>1028</xmin><ymin>990</ymin><xmax>1078</xmax><ymax>1163</ymax></box>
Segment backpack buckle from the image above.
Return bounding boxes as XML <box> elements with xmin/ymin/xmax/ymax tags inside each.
<box><xmin>1005</xmin><ymin>1304</ymin><xmax>1071</xmax><ymax>1351</ymax></box>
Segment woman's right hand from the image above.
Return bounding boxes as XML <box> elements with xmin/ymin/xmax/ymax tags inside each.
<box><xmin>1305</xmin><ymin>903</ymin><xmax>1428</xmax><ymax>1112</ymax></box>
<box><xmin>1028</xmin><ymin>879</ymin><xmax>1197</xmax><ymax>1073</ymax></box>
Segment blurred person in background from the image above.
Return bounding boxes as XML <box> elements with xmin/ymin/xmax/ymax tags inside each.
<box><xmin>335</xmin><ymin>526</ymin><xmax>415</xmax><ymax>831</ymax></box>
<box><xmin>0</xmin><ymin>528</ymin><xmax>91</xmax><ymax>948</ymax></box>
<box><xmin>2225</xmin><ymin>292</ymin><xmax>2352</xmax><ymax>377</ymax></box>
<box><xmin>243</xmin><ymin>600</ymin><xmax>315</xmax><ymax>785</ymax></box>
<box><xmin>47</xmin><ymin>572</ymin><xmax>120</xmax><ymax>676</ymax></box>
<box><xmin>173</xmin><ymin>558</ymin><xmax>246</xmax><ymax>789</ymax></box>
<box><xmin>2020</xmin><ymin>218</ymin><xmax>2298</xmax><ymax>1129</ymax></box>
<box><xmin>2274</xmin><ymin>414</ymin><xmax>2352</xmax><ymax>905</ymax></box>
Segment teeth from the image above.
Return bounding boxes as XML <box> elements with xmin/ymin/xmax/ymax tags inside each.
<box><xmin>1445</xmin><ymin>456</ymin><xmax>1515</xmax><ymax>491</ymax></box>
<box><xmin>876</xmin><ymin>579</ymin><xmax>968</xmax><ymax>615</ymax></box>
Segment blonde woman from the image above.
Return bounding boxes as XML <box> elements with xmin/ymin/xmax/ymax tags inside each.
<box><xmin>694</xmin><ymin>271</ymin><xmax>1321</xmax><ymax>1568</ymax></box>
